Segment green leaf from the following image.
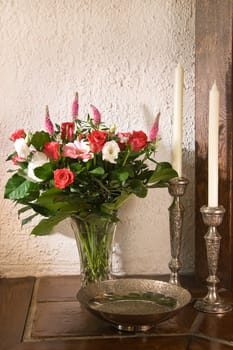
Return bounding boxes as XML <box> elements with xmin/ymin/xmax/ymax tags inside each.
<box><xmin>148</xmin><ymin>162</ymin><xmax>177</xmax><ymax>185</ymax></box>
<box><xmin>55</xmin><ymin>123</ymin><xmax>60</xmax><ymax>132</ymax></box>
<box><xmin>22</xmin><ymin>213</ymin><xmax>39</xmax><ymax>226</ymax></box>
<box><xmin>18</xmin><ymin>206</ymin><xmax>32</xmax><ymax>216</ymax></box>
<box><xmin>31</xmin><ymin>212</ymin><xmax>74</xmax><ymax>235</ymax></box>
<box><xmin>38</xmin><ymin>187</ymin><xmax>63</xmax><ymax>198</ymax></box>
<box><xmin>36</xmin><ymin>188</ymin><xmax>91</xmax><ymax>214</ymax></box>
<box><xmin>125</xmin><ymin>166</ymin><xmax>135</xmax><ymax>178</ymax></box>
<box><xmin>18</xmin><ymin>189</ymin><xmax>40</xmax><ymax>202</ymax></box>
<box><xmin>129</xmin><ymin>180</ymin><xmax>148</xmax><ymax>198</ymax></box>
<box><xmin>113</xmin><ymin>192</ymin><xmax>132</xmax><ymax>209</ymax></box>
<box><xmin>113</xmin><ymin>169</ymin><xmax>129</xmax><ymax>182</ymax></box>
<box><xmin>137</xmin><ymin>169</ymin><xmax>154</xmax><ymax>181</ymax></box>
<box><xmin>17</xmin><ymin>161</ymin><xmax>28</xmax><ymax>170</ymax></box>
<box><xmin>92</xmin><ymin>177</ymin><xmax>110</xmax><ymax>193</ymax></box>
<box><xmin>70</xmin><ymin>163</ymin><xmax>83</xmax><ymax>174</ymax></box>
<box><xmin>4</xmin><ymin>174</ymin><xmax>39</xmax><ymax>200</ymax></box>
<box><xmin>100</xmin><ymin>202</ymin><xmax>116</xmax><ymax>214</ymax></box>
<box><xmin>36</xmin><ymin>193</ymin><xmax>68</xmax><ymax>213</ymax></box>
<box><xmin>30</xmin><ymin>131</ymin><xmax>50</xmax><ymax>151</ymax></box>
<box><xmin>25</xmin><ymin>202</ymin><xmax>52</xmax><ymax>216</ymax></box>
<box><xmin>6</xmin><ymin>152</ymin><xmax>17</xmax><ymax>161</ymax></box>
<box><xmin>89</xmin><ymin>167</ymin><xmax>105</xmax><ymax>175</ymax></box>
<box><xmin>34</xmin><ymin>163</ymin><xmax>53</xmax><ymax>180</ymax></box>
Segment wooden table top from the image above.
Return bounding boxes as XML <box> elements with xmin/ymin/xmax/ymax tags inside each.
<box><xmin>1</xmin><ymin>274</ymin><xmax>233</xmax><ymax>350</ymax></box>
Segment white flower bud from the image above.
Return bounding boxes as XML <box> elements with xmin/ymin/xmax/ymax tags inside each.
<box><xmin>27</xmin><ymin>152</ymin><xmax>49</xmax><ymax>182</ymax></box>
<box><xmin>14</xmin><ymin>138</ymin><xmax>30</xmax><ymax>158</ymax></box>
<box><xmin>102</xmin><ymin>140</ymin><xmax>120</xmax><ymax>164</ymax></box>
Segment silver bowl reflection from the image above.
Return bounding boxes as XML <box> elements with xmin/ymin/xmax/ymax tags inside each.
<box><xmin>77</xmin><ymin>278</ymin><xmax>191</xmax><ymax>332</ymax></box>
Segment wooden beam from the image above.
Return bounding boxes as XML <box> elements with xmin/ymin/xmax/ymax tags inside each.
<box><xmin>195</xmin><ymin>0</ymin><xmax>233</xmax><ymax>289</ymax></box>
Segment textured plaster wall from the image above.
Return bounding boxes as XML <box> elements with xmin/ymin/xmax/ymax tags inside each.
<box><xmin>0</xmin><ymin>0</ymin><xmax>195</xmax><ymax>277</ymax></box>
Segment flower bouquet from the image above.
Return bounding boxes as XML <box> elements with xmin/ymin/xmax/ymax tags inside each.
<box><xmin>4</xmin><ymin>93</ymin><xmax>177</xmax><ymax>284</ymax></box>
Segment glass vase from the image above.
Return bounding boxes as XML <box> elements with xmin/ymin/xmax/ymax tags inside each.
<box><xmin>71</xmin><ymin>216</ymin><xmax>117</xmax><ymax>286</ymax></box>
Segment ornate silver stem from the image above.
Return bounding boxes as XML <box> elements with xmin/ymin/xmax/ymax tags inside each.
<box><xmin>194</xmin><ymin>205</ymin><xmax>232</xmax><ymax>313</ymax></box>
<box><xmin>168</xmin><ymin>177</ymin><xmax>189</xmax><ymax>286</ymax></box>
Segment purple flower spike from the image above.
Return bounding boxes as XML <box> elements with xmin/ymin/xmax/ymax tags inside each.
<box><xmin>90</xmin><ymin>104</ymin><xmax>101</xmax><ymax>125</ymax></box>
<box><xmin>149</xmin><ymin>112</ymin><xmax>160</xmax><ymax>142</ymax></box>
<box><xmin>45</xmin><ymin>105</ymin><xmax>54</xmax><ymax>135</ymax></box>
<box><xmin>72</xmin><ymin>92</ymin><xmax>79</xmax><ymax>120</ymax></box>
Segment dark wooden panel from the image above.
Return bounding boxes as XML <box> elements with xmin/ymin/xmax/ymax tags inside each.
<box><xmin>31</xmin><ymin>275</ymin><xmax>198</xmax><ymax>340</ymax></box>
<box><xmin>189</xmin><ymin>337</ymin><xmax>233</xmax><ymax>350</ymax></box>
<box><xmin>31</xmin><ymin>300</ymin><xmax>197</xmax><ymax>339</ymax></box>
<box><xmin>37</xmin><ymin>275</ymin><xmax>80</xmax><ymax>302</ymax></box>
<box><xmin>0</xmin><ymin>277</ymin><xmax>35</xmax><ymax>350</ymax></box>
<box><xmin>10</xmin><ymin>336</ymin><xmax>190</xmax><ymax>350</ymax></box>
<box><xmin>31</xmin><ymin>301</ymin><xmax>113</xmax><ymax>338</ymax></box>
<box><xmin>195</xmin><ymin>0</ymin><xmax>233</xmax><ymax>289</ymax></box>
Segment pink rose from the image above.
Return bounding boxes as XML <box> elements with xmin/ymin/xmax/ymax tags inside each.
<box><xmin>61</xmin><ymin>122</ymin><xmax>75</xmax><ymax>142</ymax></box>
<box><xmin>128</xmin><ymin>131</ymin><xmax>148</xmax><ymax>151</ymax></box>
<box><xmin>10</xmin><ymin>129</ymin><xmax>26</xmax><ymax>141</ymax></box>
<box><xmin>62</xmin><ymin>143</ymin><xmax>77</xmax><ymax>159</ymax></box>
<box><xmin>88</xmin><ymin>130</ymin><xmax>107</xmax><ymax>152</ymax></box>
<box><xmin>54</xmin><ymin>168</ymin><xmax>75</xmax><ymax>189</ymax></box>
<box><xmin>43</xmin><ymin>142</ymin><xmax>60</xmax><ymax>160</ymax></box>
<box><xmin>12</xmin><ymin>155</ymin><xmax>25</xmax><ymax>165</ymax></box>
<box><xmin>62</xmin><ymin>140</ymin><xmax>93</xmax><ymax>162</ymax></box>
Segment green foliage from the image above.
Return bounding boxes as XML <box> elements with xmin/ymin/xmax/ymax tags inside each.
<box><xmin>4</xmin><ymin>174</ymin><xmax>39</xmax><ymax>200</ymax></box>
<box><xmin>89</xmin><ymin>167</ymin><xmax>105</xmax><ymax>175</ymax></box>
<box><xmin>30</xmin><ymin>131</ymin><xmax>50</xmax><ymax>151</ymax></box>
<box><xmin>34</xmin><ymin>163</ymin><xmax>53</xmax><ymax>180</ymax></box>
<box><xmin>31</xmin><ymin>212</ymin><xmax>74</xmax><ymax>235</ymax></box>
<box><xmin>5</xmin><ymin>117</ymin><xmax>177</xmax><ymax>235</ymax></box>
<box><xmin>148</xmin><ymin>162</ymin><xmax>178</xmax><ymax>187</ymax></box>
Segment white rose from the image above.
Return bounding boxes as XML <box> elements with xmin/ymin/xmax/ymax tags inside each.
<box><xmin>14</xmin><ymin>138</ymin><xmax>30</xmax><ymax>158</ymax></box>
<box><xmin>27</xmin><ymin>152</ymin><xmax>49</xmax><ymax>182</ymax></box>
<box><xmin>102</xmin><ymin>140</ymin><xmax>120</xmax><ymax>164</ymax></box>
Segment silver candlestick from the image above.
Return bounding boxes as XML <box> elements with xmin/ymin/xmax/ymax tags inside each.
<box><xmin>194</xmin><ymin>205</ymin><xmax>232</xmax><ymax>313</ymax></box>
<box><xmin>168</xmin><ymin>177</ymin><xmax>189</xmax><ymax>286</ymax></box>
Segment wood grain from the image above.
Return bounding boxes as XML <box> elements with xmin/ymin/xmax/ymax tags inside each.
<box><xmin>0</xmin><ymin>277</ymin><xmax>35</xmax><ymax>350</ymax></box>
<box><xmin>195</xmin><ymin>0</ymin><xmax>233</xmax><ymax>289</ymax></box>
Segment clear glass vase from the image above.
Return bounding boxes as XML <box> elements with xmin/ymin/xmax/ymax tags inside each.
<box><xmin>71</xmin><ymin>216</ymin><xmax>117</xmax><ymax>286</ymax></box>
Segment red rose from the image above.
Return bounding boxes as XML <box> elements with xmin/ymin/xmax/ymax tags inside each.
<box><xmin>88</xmin><ymin>130</ymin><xmax>107</xmax><ymax>152</ymax></box>
<box><xmin>54</xmin><ymin>168</ymin><xmax>75</xmax><ymax>189</ymax></box>
<box><xmin>117</xmin><ymin>132</ymin><xmax>131</xmax><ymax>150</ymax></box>
<box><xmin>61</xmin><ymin>122</ymin><xmax>75</xmax><ymax>141</ymax></box>
<box><xmin>128</xmin><ymin>130</ymin><xmax>148</xmax><ymax>151</ymax></box>
<box><xmin>10</xmin><ymin>129</ymin><xmax>26</xmax><ymax>141</ymax></box>
<box><xmin>43</xmin><ymin>142</ymin><xmax>60</xmax><ymax>160</ymax></box>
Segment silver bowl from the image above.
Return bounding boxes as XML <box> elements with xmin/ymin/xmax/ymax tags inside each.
<box><xmin>77</xmin><ymin>278</ymin><xmax>192</xmax><ymax>332</ymax></box>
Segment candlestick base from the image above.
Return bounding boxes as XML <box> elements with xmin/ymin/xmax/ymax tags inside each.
<box><xmin>194</xmin><ymin>299</ymin><xmax>232</xmax><ymax>314</ymax></box>
<box><xmin>194</xmin><ymin>205</ymin><xmax>232</xmax><ymax>314</ymax></box>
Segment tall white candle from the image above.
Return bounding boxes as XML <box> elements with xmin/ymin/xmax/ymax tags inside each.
<box><xmin>208</xmin><ymin>81</ymin><xmax>219</xmax><ymax>207</ymax></box>
<box><xmin>172</xmin><ymin>63</ymin><xmax>184</xmax><ymax>177</ymax></box>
